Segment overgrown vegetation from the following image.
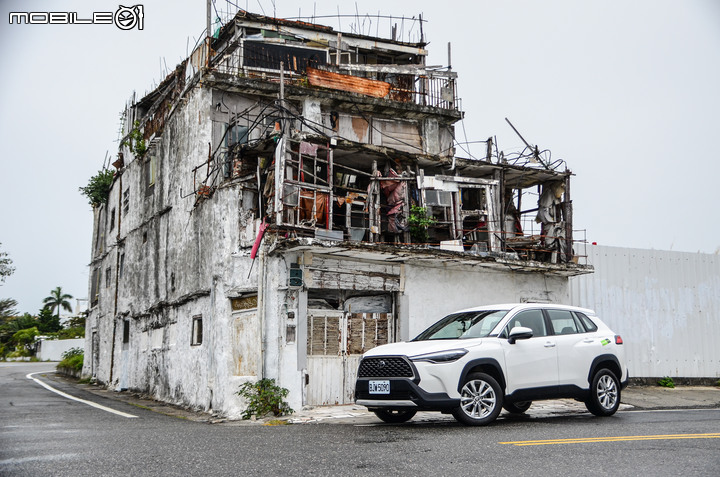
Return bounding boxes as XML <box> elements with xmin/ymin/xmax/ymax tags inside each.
<box><xmin>57</xmin><ymin>347</ymin><xmax>84</xmax><ymax>372</ymax></box>
<box><xmin>408</xmin><ymin>205</ymin><xmax>437</xmax><ymax>243</ymax></box>
<box><xmin>237</xmin><ymin>378</ymin><xmax>293</xmax><ymax>419</ymax></box>
<box><xmin>658</xmin><ymin>376</ymin><xmax>675</xmax><ymax>388</ymax></box>
<box><xmin>79</xmin><ymin>168</ymin><xmax>115</xmax><ymax>207</ymax></box>
<box><xmin>124</xmin><ymin>120</ymin><xmax>147</xmax><ymax>156</ymax></box>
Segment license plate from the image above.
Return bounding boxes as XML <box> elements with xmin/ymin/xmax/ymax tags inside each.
<box><xmin>368</xmin><ymin>380</ymin><xmax>390</xmax><ymax>394</ymax></box>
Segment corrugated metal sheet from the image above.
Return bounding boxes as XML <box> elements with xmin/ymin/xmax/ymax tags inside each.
<box><xmin>570</xmin><ymin>245</ymin><xmax>720</xmax><ymax>378</ymax></box>
<box><xmin>307</xmin><ymin>67</ymin><xmax>390</xmax><ymax>98</ymax></box>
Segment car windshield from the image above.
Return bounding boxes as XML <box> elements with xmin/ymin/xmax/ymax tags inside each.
<box><xmin>412</xmin><ymin>310</ymin><xmax>509</xmax><ymax>341</ymax></box>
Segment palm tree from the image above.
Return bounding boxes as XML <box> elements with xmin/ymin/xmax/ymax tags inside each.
<box><xmin>43</xmin><ymin>286</ymin><xmax>73</xmax><ymax>318</ymax></box>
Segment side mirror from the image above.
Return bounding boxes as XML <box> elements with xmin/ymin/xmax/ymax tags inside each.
<box><xmin>508</xmin><ymin>326</ymin><xmax>533</xmax><ymax>344</ymax></box>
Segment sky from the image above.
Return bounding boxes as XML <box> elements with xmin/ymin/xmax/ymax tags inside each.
<box><xmin>1</xmin><ymin>0</ymin><xmax>719</xmax><ymax>315</ymax></box>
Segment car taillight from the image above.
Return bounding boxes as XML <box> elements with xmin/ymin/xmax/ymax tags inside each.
<box><xmin>615</xmin><ymin>335</ymin><xmax>623</xmax><ymax>345</ymax></box>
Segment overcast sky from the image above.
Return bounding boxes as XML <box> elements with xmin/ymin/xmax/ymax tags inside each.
<box><xmin>1</xmin><ymin>0</ymin><xmax>719</xmax><ymax>315</ymax></box>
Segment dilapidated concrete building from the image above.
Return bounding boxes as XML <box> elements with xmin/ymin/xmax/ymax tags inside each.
<box><xmin>83</xmin><ymin>10</ymin><xmax>590</xmax><ymax>417</ymax></box>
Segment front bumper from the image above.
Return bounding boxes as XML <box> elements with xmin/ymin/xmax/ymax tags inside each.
<box><xmin>355</xmin><ymin>377</ymin><xmax>459</xmax><ymax>411</ymax></box>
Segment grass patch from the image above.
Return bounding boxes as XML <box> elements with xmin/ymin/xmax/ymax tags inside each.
<box><xmin>658</xmin><ymin>376</ymin><xmax>675</xmax><ymax>388</ymax></box>
<box><xmin>264</xmin><ymin>419</ymin><xmax>291</xmax><ymax>426</ymax></box>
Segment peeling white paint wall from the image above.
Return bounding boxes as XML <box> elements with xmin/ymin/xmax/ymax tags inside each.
<box><xmin>570</xmin><ymin>245</ymin><xmax>720</xmax><ymax>378</ymax></box>
<box><xmin>402</xmin><ymin>263</ymin><xmax>569</xmax><ymax>339</ymax></box>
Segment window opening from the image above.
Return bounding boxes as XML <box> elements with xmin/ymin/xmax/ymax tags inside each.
<box><xmin>191</xmin><ymin>315</ymin><xmax>203</xmax><ymax>346</ymax></box>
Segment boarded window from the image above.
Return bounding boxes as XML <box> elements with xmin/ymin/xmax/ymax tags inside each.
<box><xmin>347</xmin><ymin>313</ymin><xmax>390</xmax><ymax>355</ymax></box>
<box><xmin>307</xmin><ymin>312</ymin><xmax>391</xmax><ymax>356</ymax></box>
<box><xmin>307</xmin><ymin>313</ymin><xmax>341</xmax><ymax>356</ymax></box>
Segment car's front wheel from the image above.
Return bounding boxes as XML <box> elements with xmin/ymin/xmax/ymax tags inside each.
<box><xmin>585</xmin><ymin>368</ymin><xmax>621</xmax><ymax>416</ymax></box>
<box><xmin>452</xmin><ymin>372</ymin><xmax>503</xmax><ymax>426</ymax></box>
<box><xmin>372</xmin><ymin>409</ymin><xmax>417</xmax><ymax>423</ymax></box>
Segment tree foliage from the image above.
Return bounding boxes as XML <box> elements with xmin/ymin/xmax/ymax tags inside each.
<box><xmin>43</xmin><ymin>286</ymin><xmax>73</xmax><ymax>318</ymax></box>
<box><xmin>37</xmin><ymin>308</ymin><xmax>62</xmax><ymax>333</ymax></box>
<box><xmin>0</xmin><ymin>242</ymin><xmax>14</xmax><ymax>284</ymax></box>
<box><xmin>79</xmin><ymin>168</ymin><xmax>115</xmax><ymax>207</ymax></box>
<box><xmin>12</xmin><ymin>326</ymin><xmax>38</xmax><ymax>347</ymax></box>
<box><xmin>0</xmin><ymin>298</ymin><xmax>18</xmax><ymax>319</ymax></box>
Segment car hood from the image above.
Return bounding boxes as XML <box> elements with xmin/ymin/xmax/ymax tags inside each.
<box><xmin>363</xmin><ymin>339</ymin><xmax>482</xmax><ymax>358</ymax></box>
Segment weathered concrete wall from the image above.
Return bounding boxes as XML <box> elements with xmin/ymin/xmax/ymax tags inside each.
<box><xmin>37</xmin><ymin>338</ymin><xmax>85</xmax><ymax>362</ymax></box>
<box><xmin>401</xmin><ymin>263</ymin><xmax>570</xmax><ymax>340</ymax></box>
<box><xmin>570</xmin><ymin>245</ymin><xmax>720</xmax><ymax>378</ymax></box>
<box><xmin>84</xmin><ymin>84</ymin><xmax>262</xmax><ymax>417</ymax></box>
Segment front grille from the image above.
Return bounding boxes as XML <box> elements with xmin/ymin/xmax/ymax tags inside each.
<box><xmin>358</xmin><ymin>357</ymin><xmax>413</xmax><ymax>378</ymax></box>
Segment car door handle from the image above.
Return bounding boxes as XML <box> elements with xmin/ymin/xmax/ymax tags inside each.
<box><xmin>544</xmin><ymin>342</ymin><xmax>556</xmax><ymax>348</ymax></box>
<box><xmin>583</xmin><ymin>338</ymin><xmax>594</xmax><ymax>343</ymax></box>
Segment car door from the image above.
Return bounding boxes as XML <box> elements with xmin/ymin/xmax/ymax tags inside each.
<box><xmin>546</xmin><ymin>309</ymin><xmax>599</xmax><ymax>388</ymax></box>
<box><xmin>500</xmin><ymin>309</ymin><xmax>558</xmax><ymax>394</ymax></box>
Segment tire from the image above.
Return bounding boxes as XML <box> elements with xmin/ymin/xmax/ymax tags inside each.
<box><xmin>503</xmin><ymin>401</ymin><xmax>532</xmax><ymax>414</ymax></box>
<box><xmin>452</xmin><ymin>372</ymin><xmax>503</xmax><ymax>426</ymax></box>
<box><xmin>372</xmin><ymin>409</ymin><xmax>417</xmax><ymax>423</ymax></box>
<box><xmin>585</xmin><ymin>368</ymin><xmax>621</xmax><ymax>416</ymax></box>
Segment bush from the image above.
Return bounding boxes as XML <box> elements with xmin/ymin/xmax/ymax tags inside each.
<box><xmin>237</xmin><ymin>378</ymin><xmax>293</xmax><ymax>419</ymax></box>
<box><xmin>57</xmin><ymin>350</ymin><xmax>84</xmax><ymax>372</ymax></box>
<box><xmin>658</xmin><ymin>376</ymin><xmax>675</xmax><ymax>388</ymax></box>
<box><xmin>57</xmin><ymin>326</ymin><xmax>86</xmax><ymax>339</ymax></box>
<box><xmin>61</xmin><ymin>347</ymin><xmax>84</xmax><ymax>360</ymax></box>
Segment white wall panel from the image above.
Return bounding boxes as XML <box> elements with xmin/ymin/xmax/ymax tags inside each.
<box><xmin>570</xmin><ymin>245</ymin><xmax>720</xmax><ymax>378</ymax></box>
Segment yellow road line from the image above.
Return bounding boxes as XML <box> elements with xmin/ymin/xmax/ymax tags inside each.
<box><xmin>500</xmin><ymin>433</ymin><xmax>720</xmax><ymax>446</ymax></box>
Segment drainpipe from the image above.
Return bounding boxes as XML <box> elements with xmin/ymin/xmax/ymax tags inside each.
<box><xmin>208</xmin><ymin>276</ymin><xmax>217</xmax><ymax>410</ymax></box>
<box><xmin>109</xmin><ymin>172</ymin><xmax>122</xmax><ymax>385</ymax></box>
<box><xmin>257</xmin><ymin>242</ymin><xmax>267</xmax><ymax>379</ymax></box>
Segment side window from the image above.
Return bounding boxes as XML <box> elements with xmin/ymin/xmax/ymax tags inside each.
<box><xmin>575</xmin><ymin>312</ymin><xmax>598</xmax><ymax>332</ymax></box>
<box><xmin>547</xmin><ymin>309</ymin><xmax>581</xmax><ymax>335</ymax></box>
<box><xmin>504</xmin><ymin>310</ymin><xmax>547</xmax><ymax>338</ymax></box>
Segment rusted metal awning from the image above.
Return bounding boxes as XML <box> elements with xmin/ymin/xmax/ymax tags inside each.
<box><xmin>307</xmin><ymin>67</ymin><xmax>390</xmax><ymax>98</ymax></box>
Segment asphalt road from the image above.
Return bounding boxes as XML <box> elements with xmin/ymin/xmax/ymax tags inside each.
<box><xmin>2</xmin><ymin>362</ymin><xmax>719</xmax><ymax>476</ymax></box>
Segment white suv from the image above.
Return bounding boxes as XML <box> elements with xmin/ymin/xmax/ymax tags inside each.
<box><xmin>355</xmin><ymin>303</ymin><xmax>628</xmax><ymax>425</ymax></box>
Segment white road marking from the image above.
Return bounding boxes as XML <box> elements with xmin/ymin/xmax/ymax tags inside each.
<box><xmin>0</xmin><ymin>454</ymin><xmax>78</xmax><ymax>466</ymax></box>
<box><xmin>26</xmin><ymin>372</ymin><xmax>137</xmax><ymax>418</ymax></box>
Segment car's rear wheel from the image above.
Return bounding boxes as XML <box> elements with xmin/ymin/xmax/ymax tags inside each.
<box><xmin>585</xmin><ymin>368</ymin><xmax>620</xmax><ymax>416</ymax></box>
<box><xmin>503</xmin><ymin>401</ymin><xmax>532</xmax><ymax>414</ymax></box>
<box><xmin>372</xmin><ymin>409</ymin><xmax>417</xmax><ymax>423</ymax></box>
<box><xmin>452</xmin><ymin>372</ymin><xmax>503</xmax><ymax>426</ymax></box>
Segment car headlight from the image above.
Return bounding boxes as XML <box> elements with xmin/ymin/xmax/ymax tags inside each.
<box><xmin>410</xmin><ymin>349</ymin><xmax>468</xmax><ymax>363</ymax></box>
